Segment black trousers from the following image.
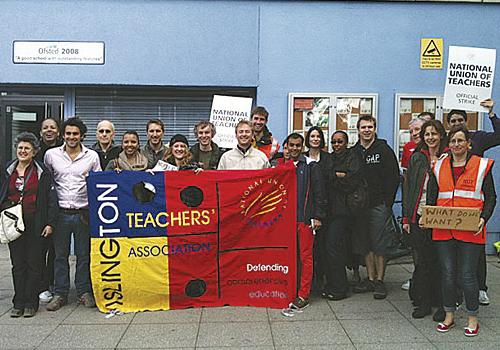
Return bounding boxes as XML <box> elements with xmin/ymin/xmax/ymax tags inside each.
<box><xmin>40</xmin><ymin>236</ymin><xmax>55</xmax><ymax>291</ymax></box>
<box><xmin>324</xmin><ymin>216</ymin><xmax>349</xmax><ymax>295</ymax></box>
<box><xmin>409</xmin><ymin>221</ymin><xmax>440</xmax><ymax>307</ymax></box>
<box><xmin>477</xmin><ymin>248</ymin><xmax>487</xmax><ymax>291</ymax></box>
<box><xmin>8</xmin><ymin>217</ymin><xmax>43</xmax><ymax>310</ymax></box>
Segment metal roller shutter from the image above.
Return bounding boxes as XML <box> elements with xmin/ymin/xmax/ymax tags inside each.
<box><xmin>75</xmin><ymin>86</ymin><xmax>256</xmax><ymax>147</ymax></box>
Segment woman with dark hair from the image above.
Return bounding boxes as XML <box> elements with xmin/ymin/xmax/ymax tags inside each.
<box><xmin>106</xmin><ymin>131</ymin><xmax>148</xmax><ymax>171</ymax></box>
<box><xmin>322</xmin><ymin>130</ymin><xmax>363</xmax><ymax>300</ymax></box>
<box><xmin>0</xmin><ymin>132</ymin><xmax>58</xmax><ymax>318</ymax></box>
<box><xmin>402</xmin><ymin>119</ymin><xmax>447</xmax><ymax>319</ymax></box>
<box><xmin>152</xmin><ymin>134</ymin><xmax>199</xmax><ymax>171</ymax></box>
<box><xmin>35</xmin><ymin>118</ymin><xmax>62</xmax><ymax>162</ymax></box>
<box><xmin>305</xmin><ymin>126</ymin><xmax>330</xmax><ymax>291</ymax></box>
<box><xmin>428</xmin><ymin>125</ymin><xmax>496</xmax><ymax>336</ymax></box>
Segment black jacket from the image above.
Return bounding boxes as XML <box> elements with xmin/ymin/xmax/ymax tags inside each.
<box><xmin>354</xmin><ymin>138</ymin><xmax>400</xmax><ymax>208</ymax></box>
<box><xmin>402</xmin><ymin>150</ymin><xmax>438</xmax><ymax>224</ymax></box>
<box><xmin>35</xmin><ymin>139</ymin><xmax>63</xmax><ymax>163</ymax></box>
<box><xmin>296</xmin><ymin>155</ymin><xmax>327</xmax><ymax>223</ymax></box>
<box><xmin>92</xmin><ymin>142</ymin><xmax>122</xmax><ymax>170</ymax></box>
<box><xmin>0</xmin><ymin>159</ymin><xmax>59</xmax><ymax>235</ymax></box>
<box><xmin>190</xmin><ymin>142</ymin><xmax>222</xmax><ymax>170</ymax></box>
<box><xmin>327</xmin><ymin>147</ymin><xmax>364</xmax><ymax>217</ymax></box>
<box><xmin>305</xmin><ymin>150</ymin><xmax>330</xmax><ymax>180</ymax></box>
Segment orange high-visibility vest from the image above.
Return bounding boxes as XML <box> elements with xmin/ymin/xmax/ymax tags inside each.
<box><xmin>432</xmin><ymin>154</ymin><xmax>494</xmax><ymax>244</ymax></box>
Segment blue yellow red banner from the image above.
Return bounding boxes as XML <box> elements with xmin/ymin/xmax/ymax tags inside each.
<box><xmin>87</xmin><ymin>165</ymin><xmax>297</xmax><ymax>312</ymax></box>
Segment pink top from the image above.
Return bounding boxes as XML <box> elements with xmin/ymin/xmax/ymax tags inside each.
<box><xmin>44</xmin><ymin>144</ymin><xmax>101</xmax><ymax>209</ymax></box>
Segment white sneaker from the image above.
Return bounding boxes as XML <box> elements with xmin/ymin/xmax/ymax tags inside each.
<box><xmin>401</xmin><ymin>279</ymin><xmax>411</xmax><ymax>291</ymax></box>
<box><xmin>479</xmin><ymin>290</ymin><xmax>490</xmax><ymax>306</ymax></box>
<box><xmin>39</xmin><ymin>290</ymin><xmax>53</xmax><ymax>303</ymax></box>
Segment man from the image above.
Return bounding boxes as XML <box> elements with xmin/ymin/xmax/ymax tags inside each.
<box><xmin>218</xmin><ymin>120</ymin><xmax>270</xmax><ymax>170</ymax></box>
<box><xmin>352</xmin><ymin>115</ymin><xmax>400</xmax><ymax>300</ymax></box>
<box><xmin>190</xmin><ymin>121</ymin><xmax>222</xmax><ymax>170</ymax></box>
<box><xmin>44</xmin><ymin>117</ymin><xmax>101</xmax><ymax>311</ymax></box>
<box><xmin>400</xmin><ymin>112</ymin><xmax>434</xmax><ymax>170</ymax></box>
<box><xmin>143</xmin><ymin>119</ymin><xmax>168</xmax><ymax>169</ymax></box>
<box><xmin>446</xmin><ymin>99</ymin><xmax>499</xmax><ymax>308</ymax></box>
<box><xmin>447</xmin><ymin>99</ymin><xmax>499</xmax><ymax>157</ymax></box>
<box><xmin>91</xmin><ymin>120</ymin><xmax>121</xmax><ymax>170</ymax></box>
<box><xmin>251</xmin><ymin>106</ymin><xmax>280</xmax><ymax>160</ymax></box>
<box><xmin>282</xmin><ymin>133</ymin><xmax>327</xmax><ymax>314</ymax></box>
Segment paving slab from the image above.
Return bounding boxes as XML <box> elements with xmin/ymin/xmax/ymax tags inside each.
<box><xmin>275</xmin><ymin>345</ymin><xmax>355</xmax><ymax>350</ymax></box>
<box><xmin>63</xmin><ymin>305</ymin><xmax>134</xmax><ymax>324</ymax></box>
<box><xmin>38</xmin><ymin>324</ymin><xmax>128</xmax><ymax>349</ymax></box>
<box><xmin>118</xmin><ymin>323</ymin><xmax>198</xmax><ymax>348</ymax></box>
<box><xmin>355</xmin><ymin>343</ymin><xmax>435</xmax><ymax>350</ymax></box>
<box><xmin>271</xmin><ymin>320</ymin><xmax>350</xmax><ymax>346</ymax></box>
<box><xmin>200</xmin><ymin>305</ymin><xmax>268</xmax><ymax>322</ymax></box>
<box><xmin>0</xmin><ymin>324</ymin><xmax>57</xmax><ymax>349</ymax></box>
<box><xmin>0</xmin><ymin>303</ymin><xmax>77</xmax><ymax>325</ymax></box>
<box><xmin>340</xmin><ymin>318</ymin><xmax>427</xmax><ymax>345</ymax></box>
<box><xmin>197</xmin><ymin>321</ymin><xmax>273</xmax><ymax>347</ymax></box>
<box><xmin>132</xmin><ymin>308</ymin><xmax>201</xmax><ymax>324</ymax></box>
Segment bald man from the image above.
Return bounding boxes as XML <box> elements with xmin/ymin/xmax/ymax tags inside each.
<box><xmin>91</xmin><ymin>120</ymin><xmax>122</xmax><ymax>169</ymax></box>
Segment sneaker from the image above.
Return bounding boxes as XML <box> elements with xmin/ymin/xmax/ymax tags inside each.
<box><xmin>289</xmin><ymin>297</ymin><xmax>309</xmax><ymax>311</ymax></box>
<box><xmin>46</xmin><ymin>295</ymin><xmax>67</xmax><ymax>311</ymax></box>
<box><xmin>373</xmin><ymin>280</ymin><xmax>387</xmax><ymax>300</ymax></box>
<box><xmin>464</xmin><ymin>324</ymin><xmax>480</xmax><ymax>337</ymax></box>
<box><xmin>353</xmin><ymin>278</ymin><xmax>375</xmax><ymax>293</ymax></box>
<box><xmin>39</xmin><ymin>290</ymin><xmax>53</xmax><ymax>303</ymax></box>
<box><xmin>479</xmin><ymin>290</ymin><xmax>490</xmax><ymax>306</ymax></box>
<box><xmin>78</xmin><ymin>292</ymin><xmax>96</xmax><ymax>308</ymax></box>
<box><xmin>401</xmin><ymin>279</ymin><xmax>411</xmax><ymax>291</ymax></box>
<box><xmin>23</xmin><ymin>307</ymin><xmax>36</xmax><ymax>318</ymax></box>
<box><xmin>433</xmin><ymin>307</ymin><xmax>445</xmax><ymax>322</ymax></box>
<box><xmin>10</xmin><ymin>308</ymin><xmax>23</xmax><ymax>318</ymax></box>
<box><xmin>436</xmin><ymin>322</ymin><xmax>455</xmax><ymax>333</ymax></box>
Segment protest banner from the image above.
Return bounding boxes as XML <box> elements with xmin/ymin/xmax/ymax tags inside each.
<box><xmin>88</xmin><ymin>165</ymin><xmax>296</xmax><ymax>313</ymax></box>
<box><xmin>421</xmin><ymin>205</ymin><xmax>481</xmax><ymax>231</ymax></box>
<box><xmin>443</xmin><ymin>46</ymin><xmax>496</xmax><ymax>113</ymax></box>
<box><xmin>210</xmin><ymin>95</ymin><xmax>253</xmax><ymax>149</ymax></box>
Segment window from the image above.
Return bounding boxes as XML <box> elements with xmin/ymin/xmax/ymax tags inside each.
<box><xmin>289</xmin><ymin>93</ymin><xmax>378</xmax><ymax>150</ymax></box>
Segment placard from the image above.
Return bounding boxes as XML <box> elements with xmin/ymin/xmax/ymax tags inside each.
<box><xmin>420</xmin><ymin>205</ymin><xmax>481</xmax><ymax>232</ymax></box>
<box><xmin>13</xmin><ymin>41</ymin><xmax>105</xmax><ymax>65</ymax></box>
<box><xmin>210</xmin><ymin>95</ymin><xmax>253</xmax><ymax>149</ymax></box>
<box><xmin>443</xmin><ymin>46</ymin><xmax>496</xmax><ymax>112</ymax></box>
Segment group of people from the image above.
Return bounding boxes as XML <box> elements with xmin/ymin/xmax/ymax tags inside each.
<box><xmin>0</xmin><ymin>103</ymin><xmax>497</xmax><ymax>338</ymax></box>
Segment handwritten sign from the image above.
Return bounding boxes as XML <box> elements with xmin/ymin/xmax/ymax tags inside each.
<box><xmin>421</xmin><ymin>205</ymin><xmax>480</xmax><ymax>231</ymax></box>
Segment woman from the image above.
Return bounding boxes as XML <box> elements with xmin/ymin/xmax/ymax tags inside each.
<box><xmin>0</xmin><ymin>132</ymin><xmax>58</xmax><ymax>318</ymax></box>
<box><xmin>402</xmin><ymin>120</ymin><xmax>446</xmax><ymax>319</ymax></box>
<box><xmin>305</xmin><ymin>126</ymin><xmax>330</xmax><ymax>291</ymax></box>
<box><xmin>152</xmin><ymin>134</ymin><xmax>199</xmax><ymax>171</ymax></box>
<box><xmin>322</xmin><ymin>130</ymin><xmax>363</xmax><ymax>300</ymax></box>
<box><xmin>428</xmin><ymin>125</ymin><xmax>496</xmax><ymax>336</ymax></box>
<box><xmin>35</xmin><ymin>118</ymin><xmax>62</xmax><ymax>162</ymax></box>
<box><xmin>106</xmin><ymin>131</ymin><xmax>148</xmax><ymax>171</ymax></box>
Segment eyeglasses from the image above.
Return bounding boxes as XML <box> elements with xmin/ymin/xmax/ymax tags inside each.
<box><xmin>98</xmin><ymin>129</ymin><xmax>112</xmax><ymax>134</ymax></box>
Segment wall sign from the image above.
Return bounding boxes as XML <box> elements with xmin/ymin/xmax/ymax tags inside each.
<box><xmin>420</xmin><ymin>38</ymin><xmax>443</xmax><ymax>69</ymax></box>
<box><xmin>13</xmin><ymin>41</ymin><xmax>105</xmax><ymax>65</ymax></box>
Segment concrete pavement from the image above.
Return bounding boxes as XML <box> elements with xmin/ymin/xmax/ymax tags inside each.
<box><xmin>0</xmin><ymin>244</ymin><xmax>499</xmax><ymax>349</ymax></box>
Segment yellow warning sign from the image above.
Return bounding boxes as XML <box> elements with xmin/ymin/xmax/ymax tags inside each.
<box><xmin>420</xmin><ymin>38</ymin><xmax>443</xmax><ymax>69</ymax></box>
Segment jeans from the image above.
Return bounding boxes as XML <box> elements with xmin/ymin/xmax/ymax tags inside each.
<box><xmin>435</xmin><ymin>239</ymin><xmax>482</xmax><ymax>316</ymax></box>
<box><xmin>324</xmin><ymin>216</ymin><xmax>349</xmax><ymax>295</ymax></box>
<box><xmin>53</xmin><ymin>211</ymin><xmax>91</xmax><ymax>297</ymax></box>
